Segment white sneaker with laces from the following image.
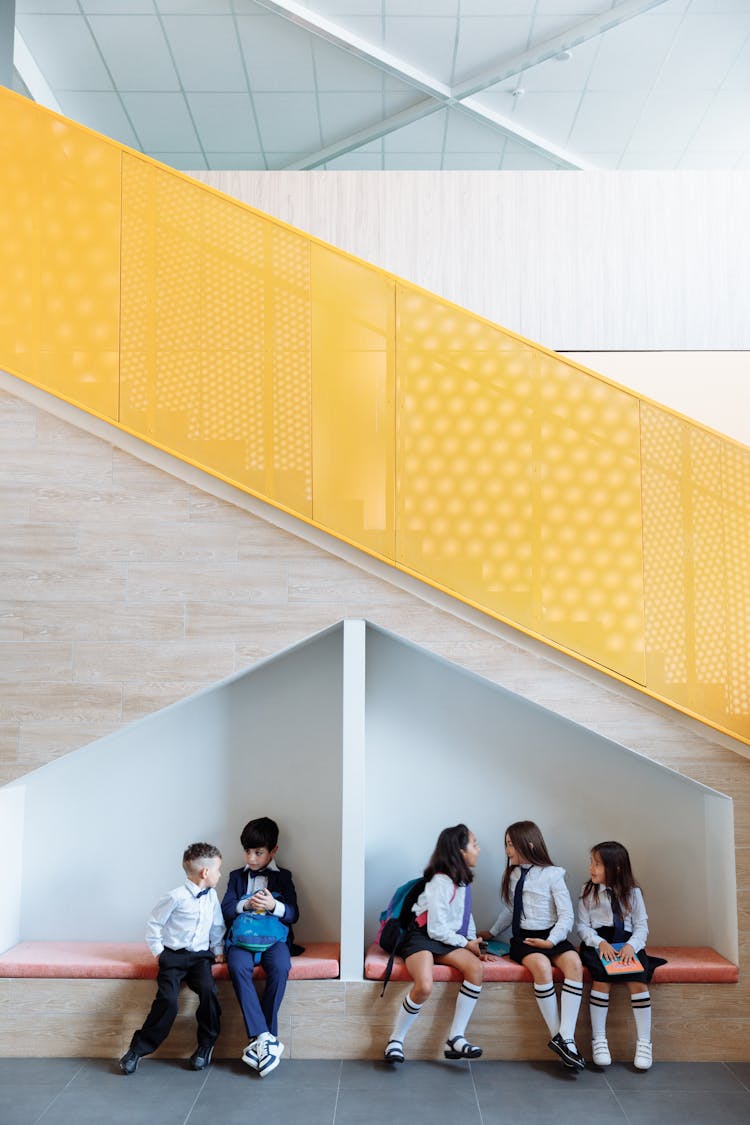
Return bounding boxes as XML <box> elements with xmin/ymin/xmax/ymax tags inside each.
<box><xmin>241</xmin><ymin>1039</ymin><xmax>260</xmax><ymax>1071</ymax></box>
<box><xmin>257</xmin><ymin>1034</ymin><xmax>284</xmax><ymax>1078</ymax></box>
<box><xmin>634</xmin><ymin>1039</ymin><xmax>653</xmax><ymax>1070</ymax></box>
<box><xmin>591</xmin><ymin>1037</ymin><xmax>611</xmax><ymax>1067</ymax></box>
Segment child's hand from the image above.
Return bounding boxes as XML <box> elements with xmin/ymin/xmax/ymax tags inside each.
<box><xmin>215</xmin><ymin>953</ymin><xmax>226</xmax><ymax>964</ymax></box>
<box><xmin>618</xmin><ymin>943</ymin><xmax>637</xmax><ymax>964</ymax></box>
<box><xmin>525</xmin><ymin>938</ymin><xmax>553</xmax><ymax>949</ymax></box>
<box><xmin>249</xmin><ymin>889</ymin><xmax>275</xmax><ymax>912</ymax></box>
<box><xmin>598</xmin><ymin>940</ymin><xmax>618</xmax><ymax>961</ymax></box>
<box><xmin>465</xmin><ymin>939</ymin><xmax>485</xmax><ymax>959</ymax></box>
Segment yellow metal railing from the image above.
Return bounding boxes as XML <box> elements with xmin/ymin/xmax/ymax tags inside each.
<box><xmin>1</xmin><ymin>88</ymin><xmax>749</xmax><ymax>745</ymax></box>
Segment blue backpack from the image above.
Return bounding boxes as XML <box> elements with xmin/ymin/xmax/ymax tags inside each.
<box><xmin>376</xmin><ymin>876</ymin><xmax>426</xmax><ymax>995</ymax></box>
<box><xmin>229</xmin><ymin>896</ymin><xmax>289</xmax><ymax>964</ymax></box>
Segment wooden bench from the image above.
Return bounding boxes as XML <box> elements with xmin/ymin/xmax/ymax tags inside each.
<box><xmin>363</xmin><ymin>943</ymin><xmax>738</xmax><ymax>984</ymax></box>
<box><xmin>0</xmin><ymin>941</ymin><xmax>340</xmax><ymax>980</ymax></box>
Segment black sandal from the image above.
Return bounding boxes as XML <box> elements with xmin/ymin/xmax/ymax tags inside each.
<box><xmin>444</xmin><ymin>1036</ymin><xmax>482</xmax><ymax>1059</ymax></box>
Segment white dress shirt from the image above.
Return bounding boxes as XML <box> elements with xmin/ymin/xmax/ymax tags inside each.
<box><xmin>489</xmin><ymin>865</ymin><xmax>573</xmax><ymax>947</ymax></box>
<box><xmin>576</xmin><ymin>885</ymin><xmax>648</xmax><ymax>954</ymax></box>
<box><xmin>411</xmin><ymin>873</ymin><xmax>477</xmax><ymax>947</ymax></box>
<box><xmin>145</xmin><ymin>881</ymin><xmax>225</xmax><ymax>957</ymax></box>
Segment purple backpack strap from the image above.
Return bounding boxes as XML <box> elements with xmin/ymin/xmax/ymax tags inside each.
<box><xmin>459</xmin><ymin>884</ymin><xmax>472</xmax><ymax>937</ymax></box>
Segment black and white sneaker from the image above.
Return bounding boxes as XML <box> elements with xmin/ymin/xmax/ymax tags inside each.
<box><xmin>256</xmin><ymin>1034</ymin><xmax>284</xmax><ymax>1077</ymax></box>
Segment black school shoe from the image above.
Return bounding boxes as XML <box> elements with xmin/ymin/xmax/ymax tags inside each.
<box><xmin>118</xmin><ymin>1050</ymin><xmax>141</xmax><ymax>1075</ymax></box>
<box><xmin>189</xmin><ymin>1045</ymin><xmax>214</xmax><ymax>1071</ymax></box>
<box><xmin>548</xmin><ymin>1033</ymin><xmax>585</xmax><ymax>1070</ymax></box>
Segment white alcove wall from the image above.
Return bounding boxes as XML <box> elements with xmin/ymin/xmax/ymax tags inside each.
<box><xmin>363</xmin><ymin>625</ymin><xmax>737</xmax><ymax>963</ymax></box>
<box><xmin>4</xmin><ymin>625</ymin><xmax>343</xmax><ymax>948</ymax></box>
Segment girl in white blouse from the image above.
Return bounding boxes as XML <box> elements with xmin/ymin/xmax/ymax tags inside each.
<box><xmin>577</xmin><ymin>840</ymin><xmax>665</xmax><ymax>1071</ymax></box>
<box><xmin>482</xmin><ymin>820</ymin><xmax>585</xmax><ymax>1071</ymax></box>
<box><xmin>384</xmin><ymin>824</ymin><xmax>486</xmax><ymax>1065</ymax></box>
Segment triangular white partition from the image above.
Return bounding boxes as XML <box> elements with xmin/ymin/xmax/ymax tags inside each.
<box><xmin>1</xmin><ymin>619</ymin><xmax>737</xmax><ymax>974</ymax></box>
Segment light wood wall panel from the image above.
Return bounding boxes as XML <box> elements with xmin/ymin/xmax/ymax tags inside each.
<box><xmin>190</xmin><ymin>171</ymin><xmax>750</xmax><ymax>353</ymax></box>
<box><xmin>0</xmin><ymin>378</ymin><xmax>748</xmax><ymax>1059</ymax></box>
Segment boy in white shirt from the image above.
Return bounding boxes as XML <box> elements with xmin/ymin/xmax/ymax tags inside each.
<box><xmin>119</xmin><ymin>843</ymin><xmax>225</xmax><ymax>1075</ymax></box>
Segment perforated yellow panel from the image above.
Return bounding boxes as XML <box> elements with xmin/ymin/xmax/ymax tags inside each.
<box><xmin>120</xmin><ymin>154</ymin><xmax>312</xmax><ymax>517</ymax></box>
<box><xmin>642</xmin><ymin>402</ymin><xmax>750</xmax><ymax>737</ymax></box>
<box><xmin>3</xmin><ymin>88</ymin><xmax>749</xmax><ymax>743</ymax></box>
<box><xmin>396</xmin><ymin>287</ymin><xmax>646</xmax><ymax>683</ymax></box>
<box><xmin>311</xmin><ymin>246</ymin><xmax>395</xmax><ymax>557</ymax></box>
<box><xmin>0</xmin><ymin>91</ymin><xmax>120</xmax><ymax>419</ymax></box>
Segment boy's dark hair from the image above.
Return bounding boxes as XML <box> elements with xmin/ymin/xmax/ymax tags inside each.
<box><xmin>501</xmin><ymin>821</ymin><xmax>554</xmax><ymax>904</ymax></box>
<box><xmin>182</xmin><ymin>842</ymin><xmax>221</xmax><ymax>870</ymax></box>
<box><xmin>582</xmin><ymin>840</ymin><xmax>639</xmax><ymax>915</ymax></box>
<box><xmin>423</xmin><ymin>823</ymin><xmax>474</xmax><ymax>886</ymax></box>
<box><xmin>240</xmin><ymin>817</ymin><xmax>279</xmax><ymax>852</ymax></box>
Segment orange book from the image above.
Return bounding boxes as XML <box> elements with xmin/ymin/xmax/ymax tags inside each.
<box><xmin>600</xmin><ymin>942</ymin><xmax>642</xmax><ymax>976</ymax></box>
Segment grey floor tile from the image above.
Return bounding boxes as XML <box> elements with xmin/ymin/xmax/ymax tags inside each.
<box><xmin>620</xmin><ymin>1090</ymin><xmax>750</xmax><ymax>1124</ymax></box>
<box><xmin>189</xmin><ymin>1084</ymin><xmax>338</xmax><ymax>1125</ymax></box>
<box><xmin>604</xmin><ymin>1061</ymin><xmax>748</xmax><ymax>1093</ymax></box>
<box><xmin>725</xmin><ymin>1062</ymin><xmax>750</xmax><ymax>1091</ymax></box>
<box><xmin>474</xmin><ymin>1059</ymin><xmax>603</xmax><ymax>1090</ymax></box>
<box><xmin>0</xmin><ymin>1087</ymin><xmax>63</xmax><ymax>1125</ymax></box>
<box><xmin>476</xmin><ymin>1085</ymin><xmax>628</xmax><ymax>1125</ymax></box>
<box><xmin>340</xmin><ymin>1058</ymin><xmax>476</xmax><ymax>1092</ymax></box>
<box><xmin>335</xmin><ymin>1087</ymin><xmax>481</xmax><ymax>1125</ymax></box>
<box><xmin>0</xmin><ymin>1059</ymin><xmax>86</xmax><ymax>1086</ymax></box>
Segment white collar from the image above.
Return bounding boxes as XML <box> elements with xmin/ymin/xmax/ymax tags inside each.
<box><xmin>243</xmin><ymin>859</ymin><xmax>280</xmax><ymax>874</ymax></box>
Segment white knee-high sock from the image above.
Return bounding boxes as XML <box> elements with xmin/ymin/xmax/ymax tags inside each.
<box><xmin>559</xmin><ymin>979</ymin><xmax>583</xmax><ymax>1040</ymax></box>
<box><xmin>534</xmin><ymin>982</ymin><xmax>559</xmax><ymax>1037</ymax></box>
<box><xmin>589</xmin><ymin>990</ymin><xmax>610</xmax><ymax>1039</ymax></box>
<box><xmin>391</xmin><ymin>992</ymin><xmax>424</xmax><ymax>1043</ymax></box>
<box><xmin>630</xmin><ymin>990</ymin><xmax>651</xmax><ymax>1041</ymax></box>
<box><xmin>448</xmin><ymin>981</ymin><xmax>482</xmax><ymax>1041</ymax></box>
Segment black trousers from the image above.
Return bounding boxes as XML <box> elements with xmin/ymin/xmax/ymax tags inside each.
<box><xmin>130</xmin><ymin>948</ymin><xmax>221</xmax><ymax>1055</ymax></box>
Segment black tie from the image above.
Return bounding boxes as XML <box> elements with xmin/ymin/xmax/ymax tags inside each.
<box><xmin>512</xmin><ymin>867</ymin><xmax>530</xmax><ymax>939</ymax></box>
<box><xmin>608</xmin><ymin>889</ymin><xmax>626</xmax><ymax>942</ymax></box>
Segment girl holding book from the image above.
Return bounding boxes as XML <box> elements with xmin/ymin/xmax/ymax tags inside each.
<box><xmin>577</xmin><ymin>840</ymin><xmax>666</xmax><ymax>1070</ymax></box>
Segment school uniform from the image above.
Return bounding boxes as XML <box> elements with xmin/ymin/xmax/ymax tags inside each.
<box><xmin>129</xmin><ymin>881</ymin><xmax>224</xmax><ymax>1056</ymax></box>
<box><xmin>399</xmin><ymin>873</ymin><xmax>476</xmax><ymax>959</ymax></box>
<box><xmin>489</xmin><ymin>865</ymin><xmax>576</xmax><ymax>962</ymax></box>
<box><xmin>221</xmin><ymin>861</ymin><xmax>300</xmax><ymax>1038</ymax></box>
<box><xmin>577</xmin><ymin>885</ymin><xmax>665</xmax><ymax>982</ymax></box>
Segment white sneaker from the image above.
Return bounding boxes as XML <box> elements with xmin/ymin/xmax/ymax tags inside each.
<box><xmin>241</xmin><ymin>1039</ymin><xmax>260</xmax><ymax>1071</ymax></box>
<box><xmin>592</xmin><ymin>1037</ymin><xmax>611</xmax><ymax>1067</ymax></box>
<box><xmin>257</xmin><ymin>1034</ymin><xmax>284</xmax><ymax>1078</ymax></box>
<box><xmin>634</xmin><ymin>1039</ymin><xmax>653</xmax><ymax>1070</ymax></box>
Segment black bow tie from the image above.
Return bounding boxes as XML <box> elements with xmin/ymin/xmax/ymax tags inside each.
<box><xmin>196</xmin><ymin>887</ymin><xmax>211</xmax><ymax>898</ymax></box>
<box><xmin>248</xmin><ymin>867</ymin><xmax>270</xmax><ymax>878</ymax></box>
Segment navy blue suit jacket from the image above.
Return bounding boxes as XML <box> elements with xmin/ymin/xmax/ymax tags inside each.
<box><xmin>221</xmin><ymin>866</ymin><xmax>301</xmax><ymax>952</ymax></box>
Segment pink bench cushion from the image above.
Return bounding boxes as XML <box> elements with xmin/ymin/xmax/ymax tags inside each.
<box><xmin>363</xmin><ymin>943</ymin><xmax>737</xmax><ymax>985</ymax></box>
<box><xmin>0</xmin><ymin>941</ymin><xmax>340</xmax><ymax>980</ymax></box>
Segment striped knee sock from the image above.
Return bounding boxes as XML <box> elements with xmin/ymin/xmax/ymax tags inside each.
<box><xmin>534</xmin><ymin>982</ymin><xmax>559</xmax><ymax>1037</ymax></box>
<box><xmin>589</xmin><ymin>990</ymin><xmax>609</xmax><ymax>1039</ymax></box>
<box><xmin>448</xmin><ymin>981</ymin><xmax>482</xmax><ymax>1041</ymax></box>
<box><xmin>631</xmin><ymin>990</ymin><xmax>651</xmax><ymax>1041</ymax></box>
<box><xmin>391</xmin><ymin>992</ymin><xmax>424</xmax><ymax>1043</ymax></box>
<box><xmin>559</xmin><ymin>979</ymin><xmax>583</xmax><ymax>1041</ymax></box>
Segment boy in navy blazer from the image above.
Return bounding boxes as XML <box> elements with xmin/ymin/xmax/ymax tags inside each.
<box><xmin>221</xmin><ymin>816</ymin><xmax>301</xmax><ymax>1078</ymax></box>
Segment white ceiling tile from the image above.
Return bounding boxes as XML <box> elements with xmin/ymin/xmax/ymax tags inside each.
<box><xmin>87</xmin><ymin>15</ymin><xmax>179</xmax><ymax>90</ymax></box>
<box><xmin>568</xmin><ymin>91</ymin><xmax>649</xmax><ymax>153</ymax></box>
<box><xmin>151</xmin><ymin>151</ymin><xmax>207</xmax><ymax>169</ymax></box>
<box><xmin>324</xmin><ymin>152</ymin><xmax>384</xmax><ymax>169</ymax></box>
<box><xmin>120</xmin><ymin>92</ymin><xmax>200</xmax><ymax>149</ymax></box>
<box><xmin>318</xmin><ymin>92</ymin><xmax>389</xmax><ymax>145</ymax></box>
<box><xmin>384</xmin><ymin>89</ymin><xmax>426</xmax><ymax>115</ymax></box>
<box><xmin>385</xmin><ymin>0</ymin><xmax>457</xmax><ymax>13</ymax></box>
<box><xmin>445</xmin><ymin>107</ymin><xmax>506</xmax><ymax>152</ymax></box>
<box><xmin>253</xmin><ymin>91</ymin><xmax>321</xmax><ymax>151</ymax></box>
<box><xmin>328</xmin><ymin>16</ymin><xmax>384</xmax><ymax>45</ymax></box>
<box><xmin>689</xmin><ymin>0</ymin><xmax>750</xmax><ymax>12</ymax></box>
<box><xmin>587</xmin><ymin>13</ymin><xmax>684</xmax><ymax>90</ymax></box>
<box><xmin>236</xmin><ymin>14</ymin><xmax>316</xmax><ymax>90</ymax></box>
<box><xmin>56</xmin><ymin>90</ymin><xmax>140</xmax><ymax>148</ymax></box>
<box><xmin>678</xmin><ymin>149</ymin><xmax>743</xmax><ymax>169</ymax></box>
<box><xmin>301</xmin><ymin>0</ymin><xmax>383</xmax><ymax>15</ymax></box>
<box><xmin>384</xmin><ymin>152</ymin><xmax>444</xmax><ymax>169</ymax></box>
<box><xmin>461</xmin><ymin>0</ymin><xmax>550</xmax><ymax>13</ymax></box>
<box><xmin>204</xmin><ymin>153</ymin><xmax>267</xmax><ymax>170</ymax></box>
<box><xmin>16</xmin><ymin>0</ymin><xmax>79</xmax><ymax>11</ymax></box>
<box><xmin>383</xmin><ymin>17</ymin><xmax>457</xmax><ymax>85</ymax></box>
<box><xmin>723</xmin><ymin>36</ymin><xmax>750</xmax><ymax>90</ymax></box>
<box><xmin>534</xmin><ymin>1</ymin><xmax>610</xmax><ymax>12</ymax></box>
<box><xmin>626</xmin><ymin>89</ymin><xmax>715</xmax><ymax>151</ymax></box>
<box><xmin>689</xmin><ymin>91</ymin><xmax>750</xmax><ymax>150</ymax></box>
<box><xmin>80</xmin><ymin>1</ymin><xmax>155</xmax><ymax>12</ymax></box>
<box><xmin>266</xmin><ymin>151</ymin><xmax>309</xmax><ymax>168</ymax></box>
<box><xmin>498</xmin><ymin>91</ymin><xmax>581</xmax><ymax>147</ymax></box>
<box><xmin>156</xmin><ymin>0</ymin><xmax>234</xmax><ymax>11</ymax></box>
<box><xmin>618</xmin><ymin>151</ymin><xmax>683</xmax><ymax>169</ymax></box>
<box><xmin>383</xmin><ymin>109</ymin><xmax>447</xmax><ymax>152</ymax></box>
<box><xmin>501</xmin><ymin>149</ymin><xmax>562</xmax><ymax>169</ymax></box>
<box><xmin>312</xmin><ymin>39</ymin><xmax>385</xmax><ymax>92</ymax></box>
<box><xmin>161</xmin><ymin>16</ymin><xmax>248</xmax><ymax>92</ymax></box>
<box><xmin>441</xmin><ymin>151</ymin><xmax>501</xmax><ymax>169</ymax></box>
<box><xmin>16</xmin><ymin>14</ymin><xmax>113</xmax><ymax>89</ymax></box>
<box><xmin>186</xmin><ymin>92</ymin><xmax>261</xmax><ymax>150</ymax></box>
<box><xmin>453</xmin><ymin>17</ymin><xmax>533</xmax><ymax>85</ymax></box>
<box><xmin>656</xmin><ymin>14</ymin><xmax>750</xmax><ymax>89</ymax></box>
